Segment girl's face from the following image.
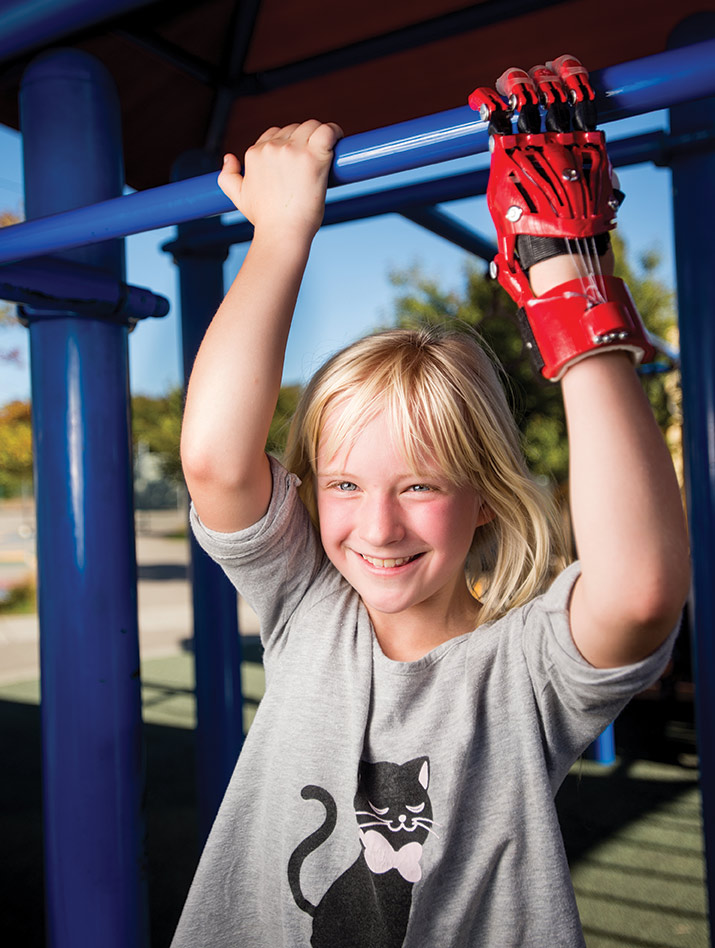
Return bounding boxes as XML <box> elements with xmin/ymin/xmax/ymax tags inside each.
<box><xmin>315</xmin><ymin>410</ymin><xmax>488</xmax><ymax>636</ymax></box>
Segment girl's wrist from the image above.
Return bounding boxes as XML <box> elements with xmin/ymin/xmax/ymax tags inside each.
<box><xmin>250</xmin><ymin>222</ymin><xmax>317</xmax><ymax>258</ymax></box>
<box><xmin>529</xmin><ymin>246</ymin><xmax>615</xmax><ymax>297</ymax></box>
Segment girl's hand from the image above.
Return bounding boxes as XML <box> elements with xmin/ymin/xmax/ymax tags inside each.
<box><xmin>218</xmin><ymin>121</ymin><xmax>344</xmax><ymax>243</ymax></box>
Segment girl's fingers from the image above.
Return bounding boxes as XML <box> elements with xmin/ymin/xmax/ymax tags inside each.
<box><xmin>217</xmin><ymin>153</ymin><xmax>243</xmax><ymax>204</ymax></box>
<box><xmin>248</xmin><ymin>120</ymin><xmax>343</xmax><ymax>155</ymax></box>
<box><xmin>308</xmin><ymin>122</ymin><xmax>344</xmax><ymax>155</ymax></box>
<box><xmin>268</xmin><ymin>122</ymin><xmax>302</xmax><ymax>143</ymax></box>
<box><xmin>221</xmin><ymin>153</ymin><xmax>240</xmax><ymax>173</ymax></box>
<box><xmin>254</xmin><ymin>126</ymin><xmax>282</xmax><ymax>144</ymax></box>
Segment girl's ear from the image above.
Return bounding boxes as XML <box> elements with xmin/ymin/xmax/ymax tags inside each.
<box><xmin>476</xmin><ymin>501</ymin><xmax>495</xmax><ymax>528</ymax></box>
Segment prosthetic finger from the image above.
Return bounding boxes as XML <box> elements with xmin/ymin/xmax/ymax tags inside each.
<box><xmin>495</xmin><ymin>67</ymin><xmax>541</xmax><ymax>133</ymax></box>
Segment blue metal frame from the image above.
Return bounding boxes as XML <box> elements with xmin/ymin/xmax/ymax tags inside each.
<box><xmin>163</xmin><ymin>128</ymin><xmax>702</xmax><ymax>260</ymax></box>
<box><xmin>669</xmin><ymin>15</ymin><xmax>715</xmax><ymax>935</ymax></box>
<box><xmin>1</xmin><ymin>38</ymin><xmax>715</xmax><ymax>264</ymax></box>
<box><xmin>0</xmin><ymin>0</ymin><xmax>151</xmax><ymax>60</ymax></box>
<box><xmin>171</xmin><ymin>150</ymin><xmax>246</xmax><ymax>843</ymax></box>
<box><xmin>0</xmin><ymin>256</ymin><xmax>168</xmax><ymax>322</ymax></box>
<box><xmin>21</xmin><ymin>49</ymin><xmax>149</xmax><ymax>948</ymax></box>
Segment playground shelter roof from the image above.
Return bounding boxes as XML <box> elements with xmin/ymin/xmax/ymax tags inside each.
<box><xmin>0</xmin><ymin>0</ymin><xmax>708</xmax><ymax>192</ymax></box>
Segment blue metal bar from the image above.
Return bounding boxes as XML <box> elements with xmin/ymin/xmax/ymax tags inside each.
<box><xmin>0</xmin><ymin>170</ymin><xmax>227</xmax><ymax>264</ymax></box>
<box><xmin>332</xmin><ymin>38</ymin><xmax>715</xmax><ymax>183</ymax></box>
<box><xmin>669</xmin><ymin>15</ymin><xmax>715</xmax><ymax>942</ymax></box>
<box><xmin>21</xmin><ymin>49</ymin><xmax>148</xmax><ymax>948</ymax></box>
<box><xmin>162</xmin><ymin>129</ymin><xmax>686</xmax><ymax>258</ymax></box>
<box><xmin>0</xmin><ymin>256</ymin><xmax>169</xmax><ymax>322</ymax></box>
<box><xmin>0</xmin><ymin>0</ymin><xmax>151</xmax><ymax>61</ymax></box>
<box><xmin>2</xmin><ymin>39</ymin><xmax>715</xmax><ymax>265</ymax></box>
<box><xmin>163</xmin><ymin>167</ymin><xmax>494</xmax><ymax>256</ymax></box>
<box><xmin>171</xmin><ymin>150</ymin><xmax>245</xmax><ymax>845</ymax></box>
<box><xmin>399</xmin><ymin>206</ymin><xmax>496</xmax><ymax>261</ymax></box>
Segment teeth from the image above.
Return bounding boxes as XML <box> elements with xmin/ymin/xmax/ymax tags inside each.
<box><xmin>362</xmin><ymin>554</ymin><xmax>414</xmax><ymax>569</ymax></box>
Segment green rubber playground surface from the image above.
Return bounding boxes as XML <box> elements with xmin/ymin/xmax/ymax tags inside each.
<box><xmin>1</xmin><ymin>650</ymin><xmax>707</xmax><ymax>948</ymax></box>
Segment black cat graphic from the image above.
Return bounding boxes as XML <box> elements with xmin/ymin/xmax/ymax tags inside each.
<box><xmin>288</xmin><ymin>757</ymin><xmax>435</xmax><ymax>948</ymax></box>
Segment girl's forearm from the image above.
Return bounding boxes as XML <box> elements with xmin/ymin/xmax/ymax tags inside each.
<box><xmin>562</xmin><ymin>352</ymin><xmax>690</xmax><ymax>667</ymax></box>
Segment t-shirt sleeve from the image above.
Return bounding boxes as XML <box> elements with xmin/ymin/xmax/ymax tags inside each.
<box><xmin>521</xmin><ymin>562</ymin><xmax>679</xmax><ymax>781</ymax></box>
<box><xmin>188</xmin><ymin>455</ymin><xmax>325</xmax><ymax>651</ymax></box>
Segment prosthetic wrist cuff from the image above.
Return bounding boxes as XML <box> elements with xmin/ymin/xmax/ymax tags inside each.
<box><xmin>515</xmin><ymin>274</ymin><xmax>656</xmax><ymax>381</ymax></box>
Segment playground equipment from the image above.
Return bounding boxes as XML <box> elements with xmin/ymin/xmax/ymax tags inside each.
<box><xmin>1</xmin><ymin>17</ymin><xmax>714</xmax><ymax>948</ymax></box>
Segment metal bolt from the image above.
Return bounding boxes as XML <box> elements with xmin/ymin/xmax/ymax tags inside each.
<box><xmin>608</xmin><ymin>198</ymin><xmax>620</xmax><ymax>210</ymax></box>
<box><xmin>479</xmin><ymin>104</ymin><xmax>490</xmax><ymax>122</ymax></box>
<box><xmin>489</xmin><ymin>260</ymin><xmax>498</xmax><ymax>279</ymax></box>
<box><xmin>506</xmin><ymin>205</ymin><xmax>523</xmax><ymax>222</ymax></box>
<box><xmin>562</xmin><ymin>168</ymin><xmax>579</xmax><ymax>181</ymax></box>
<box><xmin>489</xmin><ymin>136</ymin><xmax>496</xmax><ymax>154</ymax></box>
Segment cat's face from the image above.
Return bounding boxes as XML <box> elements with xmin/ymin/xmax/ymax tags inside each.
<box><xmin>354</xmin><ymin>758</ymin><xmax>434</xmax><ymax>847</ymax></box>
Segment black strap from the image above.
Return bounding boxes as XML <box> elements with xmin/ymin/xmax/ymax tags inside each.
<box><xmin>515</xmin><ymin>232</ymin><xmax>611</xmax><ymax>271</ymax></box>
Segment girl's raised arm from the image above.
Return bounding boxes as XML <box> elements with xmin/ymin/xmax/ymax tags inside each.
<box><xmin>533</xmin><ymin>258</ymin><xmax>690</xmax><ymax>668</ymax></box>
<box><xmin>473</xmin><ymin>57</ymin><xmax>690</xmax><ymax>668</ymax></box>
<box><xmin>180</xmin><ymin>121</ymin><xmax>343</xmax><ymax>532</ymax></box>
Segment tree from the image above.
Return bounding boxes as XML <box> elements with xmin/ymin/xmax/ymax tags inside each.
<box><xmin>0</xmin><ymin>400</ymin><xmax>33</xmax><ymax>497</ymax></box>
<box><xmin>132</xmin><ymin>388</ymin><xmax>184</xmax><ymax>486</ymax></box>
<box><xmin>0</xmin><ymin>210</ymin><xmax>23</xmax><ymax>368</ymax></box>
<box><xmin>387</xmin><ymin>234</ymin><xmax>679</xmax><ymax>488</ymax></box>
<box><xmin>267</xmin><ymin>384</ymin><xmax>301</xmax><ymax>456</ymax></box>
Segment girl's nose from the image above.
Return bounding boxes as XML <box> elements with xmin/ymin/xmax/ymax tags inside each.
<box><xmin>359</xmin><ymin>494</ymin><xmax>406</xmax><ymax>547</ymax></box>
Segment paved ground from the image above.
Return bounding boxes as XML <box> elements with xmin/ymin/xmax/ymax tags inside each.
<box><xmin>0</xmin><ymin>502</ymin><xmax>709</xmax><ymax>947</ymax></box>
<box><xmin>0</xmin><ymin>502</ymin><xmax>260</xmax><ymax>684</ymax></box>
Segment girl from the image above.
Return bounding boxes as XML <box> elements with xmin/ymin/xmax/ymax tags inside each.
<box><xmin>174</xmin><ymin>119</ymin><xmax>689</xmax><ymax>947</ymax></box>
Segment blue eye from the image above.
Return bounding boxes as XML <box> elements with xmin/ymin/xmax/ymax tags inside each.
<box><xmin>408</xmin><ymin>484</ymin><xmax>431</xmax><ymax>492</ymax></box>
<box><xmin>337</xmin><ymin>481</ymin><xmax>357</xmax><ymax>492</ymax></box>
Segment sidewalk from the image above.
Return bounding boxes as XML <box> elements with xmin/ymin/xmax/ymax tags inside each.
<box><xmin>0</xmin><ymin>508</ymin><xmax>260</xmax><ymax>685</ymax></box>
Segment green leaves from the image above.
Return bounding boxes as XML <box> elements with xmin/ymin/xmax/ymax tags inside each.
<box><xmin>386</xmin><ymin>237</ymin><xmax>679</xmax><ymax>488</ymax></box>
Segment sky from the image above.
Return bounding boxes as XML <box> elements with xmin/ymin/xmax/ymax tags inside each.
<box><xmin>0</xmin><ymin>110</ymin><xmax>676</xmax><ymax>407</ymax></box>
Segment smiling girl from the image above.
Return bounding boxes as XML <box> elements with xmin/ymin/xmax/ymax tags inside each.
<box><xmin>173</xmin><ymin>110</ymin><xmax>689</xmax><ymax>948</ymax></box>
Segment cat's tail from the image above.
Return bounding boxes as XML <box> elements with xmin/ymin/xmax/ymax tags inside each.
<box><xmin>287</xmin><ymin>785</ymin><xmax>338</xmax><ymax>917</ymax></box>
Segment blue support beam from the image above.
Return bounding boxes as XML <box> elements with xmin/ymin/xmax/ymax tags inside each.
<box><xmin>331</xmin><ymin>38</ymin><xmax>715</xmax><ymax>182</ymax></box>
<box><xmin>171</xmin><ymin>150</ymin><xmax>245</xmax><ymax>845</ymax></box>
<box><xmin>0</xmin><ymin>0</ymin><xmax>151</xmax><ymax>61</ymax></box>
<box><xmin>399</xmin><ymin>206</ymin><xmax>496</xmax><ymax>261</ymax></box>
<box><xmin>0</xmin><ymin>256</ymin><xmax>169</xmax><ymax>323</ymax></box>
<box><xmin>21</xmin><ymin>49</ymin><xmax>148</xmax><ymax>948</ymax></box>
<box><xmin>669</xmin><ymin>14</ymin><xmax>715</xmax><ymax>943</ymax></box>
<box><xmin>1</xmin><ymin>39</ymin><xmax>714</xmax><ymax>265</ymax></box>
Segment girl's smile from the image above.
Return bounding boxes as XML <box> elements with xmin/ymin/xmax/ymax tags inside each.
<box><xmin>316</xmin><ymin>411</ymin><xmax>490</xmax><ymax>653</ymax></box>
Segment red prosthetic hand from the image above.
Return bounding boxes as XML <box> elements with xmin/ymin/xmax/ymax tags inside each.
<box><xmin>469</xmin><ymin>56</ymin><xmax>655</xmax><ymax>381</ymax></box>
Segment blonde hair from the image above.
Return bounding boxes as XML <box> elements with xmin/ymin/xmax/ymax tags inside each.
<box><xmin>283</xmin><ymin>326</ymin><xmax>567</xmax><ymax>624</ymax></box>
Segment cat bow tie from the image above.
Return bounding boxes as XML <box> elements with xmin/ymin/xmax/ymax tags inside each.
<box><xmin>360</xmin><ymin>829</ymin><xmax>424</xmax><ymax>883</ymax></box>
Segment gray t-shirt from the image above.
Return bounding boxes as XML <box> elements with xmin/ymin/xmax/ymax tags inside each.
<box><xmin>172</xmin><ymin>456</ymin><xmax>676</xmax><ymax>948</ymax></box>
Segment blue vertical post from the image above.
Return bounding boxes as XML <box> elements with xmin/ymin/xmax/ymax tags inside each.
<box><xmin>585</xmin><ymin>726</ymin><xmax>616</xmax><ymax>765</ymax></box>
<box><xmin>20</xmin><ymin>50</ymin><xmax>148</xmax><ymax>947</ymax></box>
<box><xmin>171</xmin><ymin>151</ymin><xmax>245</xmax><ymax>843</ymax></box>
<box><xmin>669</xmin><ymin>15</ymin><xmax>715</xmax><ymax>941</ymax></box>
